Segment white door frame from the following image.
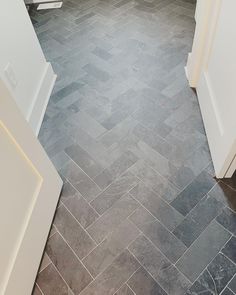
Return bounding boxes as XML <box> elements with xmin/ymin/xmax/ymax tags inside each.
<box><xmin>0</xmin><ymin>79</ymin><xmax>63</xmax><ymax>295</ymax></box>
<box><xmin>185</xmin><ymin>0</ymin><xmax>236</xmax><ymax>178</ymax></box>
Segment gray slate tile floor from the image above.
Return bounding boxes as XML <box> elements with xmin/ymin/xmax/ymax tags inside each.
<box><xmin>29</xmin><ymin>0</ymin><xmax>236</xmax><ymax>294</ymax></box>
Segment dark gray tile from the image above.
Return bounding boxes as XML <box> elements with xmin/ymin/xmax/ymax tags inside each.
<box><xmin>80</xmin><ymin>250</ymin><xmax>140</xmax><ymax>295</ymax></box>
<box><xmin>46</xmin><ymin>233</ymin><xmax>92</xmax><ymax>294</ymax></box>
<box><xmin>87</xmin><ymin>194</ymin><xmax>139</xmax><ymax>243</ymax></box>
<box><xmin>65</xmin><ymin>143</ymin><xmax>103</xmax><ymax>178</ymax></box>
<box><xmin>173</xmin><ymin>194</ymin><xmax>224</xmax><ymax>247</ymax></box>
<box><xmin>37</xmin><ymin>264</ymin><xmax>68</xmax><ymax>295</ymax></box>
<box><xmin>216</xmin><ymin>207</ymin><xmax>236</xmax><ymax>235</ymax></box>
<box><xmin>176</xmin><ymin>220</ymin><xmax>231</xmax><ymax>282</ymax></box>
<box><xmin>130</xmin><ymin>182</ymin><xmax>183</xmax><ymax>231</ymax></box>
<box><xmin>91</xmin><ymin>171</ymin><xmax>139</xmax><ymax>214</ymax></box>
<box><xmin>222</xmin><ymin>171</ymin><xmax>236</xmax><ymax>191</ymax></box>
<box><xmin>130</xmin><ymin>217</ymin><xmax>186</xmax><ymax>263</ymax></box>
<box><xmin>83</xmin><ymin>219</ymin><xmax>140</xmax><ymax>276</ymax></box>
<box><xmin>156</xmin><ymin>264</ymin><xmax>191</xmax><ymax>295</ymax></box>
<box><xmin>54</xmin><ymin>205</ymin><xmax>96</xmax><ymax>259</ymax></box>
<box><xmin>171</xmin><ymin>170</ymin><xmax>217</xmax><ymax>216</ymax></box>
<box><xmin>222</xmin><ymin>236</ymin><xmax>236</xmax><ymax>264</ymax></box>
<box><xmin>209</xmin><ymin>181</ymin><xmax>236</xmax><ymax>212</ymax></box>
<box><xmin>94</xmin><ymin>151</ymin><xmax>138</xmax><ymax>190</ymax></box>
<box><xmin>228</xmin><ymin>275</ymin><xmax>236</xmax><ymax>293</ymax></box>
<box><xmin>127</xmin><ymin>267</ymin><xmax>167</xmax><ymax>295</ymax></box>
<box><xmin>187</xmin><ymin>253</ymin><xmax>236</xmax><ymax>294</ymax></box>
<box><xmin>61</xmin><ymin>161</ymin><xmax>101</xmax><ymax>201</ymax></box>
<box><xmin>64</xmin><ymin>194</ymin><xmax>99</xmax><ymax>229</ymax></box>
<box><xmin>115</xmin><ymin>284</ymin><xmax>135</xmax><ymax>295</ymax></box>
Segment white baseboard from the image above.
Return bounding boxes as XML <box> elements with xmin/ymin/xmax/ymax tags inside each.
<box><xmin>27</xmin><ymin>62</ymin><xmax>56</xmax><ymax>136</ymax></box>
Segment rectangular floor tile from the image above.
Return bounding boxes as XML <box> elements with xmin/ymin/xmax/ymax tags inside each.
<box><xmin>65</xmin><ymin>143</ymin><xmax>104</xmax><ymax>178</ymax></box>
<box><xmin>130</xmin><ymin>217</ymin><xmax>186</xmax><ymax>263</ymax></box>
<box><xmin>128</xmin><ymin>234</ymin><xmax>171</xmax><ymax>277</ymax></box>
<box><xmin>37</xmin><ymin>264</ymin><xmax>69</xmax><ymax>295</ymax></box>
<box><xmin>80</xmin><ymin>250</ymin><xmax>140</xmax><ymax>295</ymax></box>
<box><xmin>87</xmin><ymin>194</ymin><xmax>139</xmax><ymax>243</ymax></box>
<box><xmin>90</xmin><ymin>171</ymin><xmax>139</xmax><ymax>214</ymax></box>
<box><xmin>130</xmin><ymin>160</ymin><xmax>180</xmax><ymax>203</ymax></box>
<box><xmin>68</xmin><ymin>111</ymin><xmax>107</xmax><ymax>138</ymax></box>
<box><xmin>94</xmin><ymin>151</ymin><xmax>138</xmax><ymax>190</ymax></box>
<box><xmin>115</xmin><ymin>284</ymin><xmax>135</xmax><ymax>295</ymax></box>
<box><xmin>130</xmin><ymin>182</ymin><xmax>183</xmax><ymax>231</ymax></box>
<box><xmin>228</xmin><ymin>275</ymin><xmax>236</xmax><ymax>293</ymax></box>
<box><xmin>171</xmin><ymin>170</ymin><xmax>217</xmax><ymax>216</ymax></box>
<box><xmin>127</xmin><ymin>267</ymin><xmax>167</xmax><ymax>295</ymax></box>
<box><xmin>208</xmin><ymin>181</ymin><xmax>236</xmax><ymax>212</ymax></box>
<box><xmin>83</xmin><ymin>219</ymin><xmax>140</xmax><ymax>277</ymax></box>
<box><xmin>187</xmin><ymin>253</ymin><xmax>236</xmax><ymax>294</ymax></box>
<box><xmin>46</xmin><ymin>233</ymin><xmax>92</xmax><ymax>294</ymax></box>
<box><xmin>222</xmin><ymin>236</ymin><xmax>236</xmax><ymax>264</ymax></box>
<box><xmin>216</xmin><ymin>207</ymin><xmax>236</xmax><ymax>235</ymax></box>
<box><xmin>61</xmin><ymin>161</ymin><xmax>101</xmax><ymax>201</ymax></box>
<box><xmin>64</xmin><ymin>194</ymin><xmax>99</xmax><ymax>229</ymax></box>
<box><xmin>173</xmin><ymin>194</ymin><xmax>224</xmax><ymax>247</ymax></box>
<box><xmin>54</xmin><ymin>205</ymin><xmax>96</xmax><ymax>259</ymax></box>
<box><xmin>176</xmin><ymin>220</ymin><xmax>231</xmax><ymax>282</ymax></box>
<box><xmin>156</xmin><ymin>264</ymin><xmax>191</xmax><ymax>295</ymax></box>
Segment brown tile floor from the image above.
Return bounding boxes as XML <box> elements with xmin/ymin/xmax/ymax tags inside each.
<box><xmin>30</xmin><ymin>0</ymin><xmax>236</xmax><ymax>294</ymax></box>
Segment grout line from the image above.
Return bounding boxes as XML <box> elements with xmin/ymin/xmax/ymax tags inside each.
<box><xmin>63</xmin><ymin>177</ymin><xmax>102</xmax><ymax>217</ymax></box>
<box><xmin>53</xmin><ymin>228</ymin><xmax>96</xmax><ymax>280</ymax></box>
<box><xmin>128</xmin><ymin>183</ymin><xmax>187</xmax><ymax>247</ymax></box>
<box><xmin>85</xmin><ymin>184</ymin><xmax>139</xmax><ymax>232</ymax></box>
<box><xmin>176</xmin><ymin>230</ymin><xmax>233</xmax><ymax>287</ymax></box>
<box><xmin>114</xmin><ymin>265</ymin><xmax>142</xmax><ymax>295</ymax></box>
<box><xmin>60</xmin><ymin>203</ymin><xmax>99</xmax><ymax>245</ymax></box>
<box><xmin>35</xmin><ymin>283</ymin><xmax>45</xmax><ymax>295</ymax></box>
<box><xmin>47</xmin><ymin>263</ymin><xmax>75</xmax><ymax>295</ymax></box>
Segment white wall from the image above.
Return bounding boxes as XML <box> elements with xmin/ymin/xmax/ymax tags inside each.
<box><xmin>0</xmin><ymin>0</ymin><xmax>56</xmax><ymax>135</ymax></box>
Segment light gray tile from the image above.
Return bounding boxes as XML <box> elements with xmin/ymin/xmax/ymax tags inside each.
<box><xmin>94</xmin><ymin>151</ymin><xmax>138</xmax><ymax>190</ymax></box>
<box><xmin>64</xmin><ymin>194</ymin><xmax>99</xmax><ymax>229</ymax></box>
<box><xmin>127</xmin><ymin>267</ymin><xmax>167</xmax><ymax>295</ymax></box>
<box><xmin>37</xmin><ymin>264</ymin><xmax>68</xmax><ymax>295</ymax></box>
<box><xmin>61</xmin><ymin>161</ymin><xmax>101</xmax><ymax>201</ymax></box>
<box><xmin>54</xmin><ymin>205</ymin><xmax>96</xmax><ymax>259</ymax></box>
<box><xmin>130</xmin><ymin>182</ymin><xmax>183</xmax><ymax>231</ymax></box>
<box><xmin>80</xmin><ymin>250</ymin><xmax>140</xmax><ymax>295</ymax></box>
<box><xmin>46</xmin><ymin>233</ymin><xmax>92</xmax><ymax>294</ymax></box>
<box><xmin>83</xmin><ymin>219</ymin><xmax>140</xmax><ymax>276</ymax></box>
<box><xmin>91</xmin><ymin>171</ymin><xmax>139</xmax><ymax>214</ymax></box>
<box><xmin>87</xmin><ymin>194</ymin><xmax>138</xmax><ymax>243</ymax></box>
<box><xmin>65</xmin><ymin>143</ymin><xmax>104</xmax><ymax>178</ymax></box>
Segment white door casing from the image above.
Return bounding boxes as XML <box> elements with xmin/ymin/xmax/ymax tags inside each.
<box><xmin>0</xmin><ymin>80</ymin><xmax>63</xmax><ymax>295</ymax></box>
<box><xmin>186</xmin><ymin>0</ymin><xmax>236</xmax><ymax>178</ymax></box>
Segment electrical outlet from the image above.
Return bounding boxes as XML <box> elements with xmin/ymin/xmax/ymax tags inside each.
<box><xmin>4</xmin><ymin>63</ymin><xmax>18</xmax><ymax>90</ymax></box>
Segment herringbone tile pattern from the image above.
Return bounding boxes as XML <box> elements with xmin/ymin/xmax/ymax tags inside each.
<box><xmin>30</xmin><ymin>0</ymin><xmax>236</xmax><ymax>294</ymax></box>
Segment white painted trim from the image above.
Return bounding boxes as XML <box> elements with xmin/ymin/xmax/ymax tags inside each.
<box><xmin>185</xmin><ymin>0</ymin><xmax>222</xmax><ymax>88</ymax></box>
<box><xmin>27</xmin><ymin>62</ymin><xmax>56</xmax><ymax>136</ymax></box>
